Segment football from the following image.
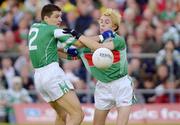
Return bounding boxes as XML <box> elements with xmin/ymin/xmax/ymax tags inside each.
<box><xmin>92</xmin><ymin>48</ymin><xmax>114</xmax><ymax>69</ymax></box>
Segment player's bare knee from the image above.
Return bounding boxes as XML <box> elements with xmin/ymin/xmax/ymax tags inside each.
<box><xmin>76</xmin><ymin>109</ymin><xmax>84</xmax><ymax>120</ymax></box>
<box><xmin>71</xmin><ymin>109</ymin><xmax>84</xmax><ymax>122</ymax></box>
<box><xmin>57</xmin><ymin>112</ymin><xmax>67</xmax><ymax>122</ymax></box>
<box><xmin>75</xmin><ymin>111</ymin><xmax>84</xmax><ymax>124</ymax></box>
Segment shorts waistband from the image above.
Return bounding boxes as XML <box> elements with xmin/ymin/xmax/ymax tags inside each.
<box><xmin>35</xmin><ymin>62</ymin><xmax>59</xmax><ymax>72</ymax></box>
<box><xmin>108</xmin><ymin>75</ymin><xmax>129</xmax><ymax>84</ymax></box>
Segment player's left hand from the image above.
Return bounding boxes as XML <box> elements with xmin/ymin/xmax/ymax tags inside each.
<box><xmin>63</xmin><ymin>28</ymin><xmax>81</xmax><ymax>39</ymax></box>
<box><xmin>65</xmin><ymin>47</ymin><xmax>78</xmax><ymax>57</ymax></box>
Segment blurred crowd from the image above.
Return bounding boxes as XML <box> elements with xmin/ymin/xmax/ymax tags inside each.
<box><xmin>0</xmin><ymin>0</ymin><xmax>180</xmax><ymax>123</ymax></box>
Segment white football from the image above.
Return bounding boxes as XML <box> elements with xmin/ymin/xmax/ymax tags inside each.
<box><xmin>92</xmin><ymin>48</ymin><xmax>114</xmax><ymax>69</ymax></box>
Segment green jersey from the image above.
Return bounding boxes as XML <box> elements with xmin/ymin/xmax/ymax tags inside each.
<box><xmin>28</xmin><ymin>21</ymin><xmax>76</xmax><ymax>68</ymax></box>
<box><xmin>79</xmin><ymin>33</ymin><xmax>128</xmax><ymax>83</ymax></box>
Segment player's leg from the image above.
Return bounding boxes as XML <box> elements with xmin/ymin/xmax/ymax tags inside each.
<box><xmin>50</xmin><ymin>64</ymin><xmax>84</xmax><ymax>125</ymax></box>
<box><xmin>53</xmin><ymin>90</ymin><xmax>84</xmax><ymax>125</ymax></box>
<box><xmin>35</xmin><ymin>73</ymin><xmax>67</xmax><ymax>125</ymax></box>
<box><xmin>116</xmin><ymin>106</ymin><xmax>131</xmax><ymax>125</ymax></box>
<box><xmin>93</xmin><ymin>109</ymin><xmax>109</xmax><ymax>125</ymax></box>
<box><xmin>49</xmin><ymin>101</ymin><xmax>67</xmax><ymax>125</ymax></box>
<box><xmin>113</xmin><ymin>76</ymin><xmax>135</xmax><ymax>125</ymax></box>
<box><xmin>94</xmin><ymin>81</ymin><xmax>114</xmax><ymax>125</ymax></box>
<box><xmin>46</xmin><ymin>79</ymin><xmax>84</xmax><ymax>125</ymax></box>
<box><xmin>34</xmin><ymin>63</ymin><xmax>84</xmax><ymax>125</ymax></box>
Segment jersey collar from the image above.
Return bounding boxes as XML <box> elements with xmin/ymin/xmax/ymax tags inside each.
<box><xmin>41</xmin><ymin>21</ymin><xmax>47</xmax><ymax>24</ymax></box>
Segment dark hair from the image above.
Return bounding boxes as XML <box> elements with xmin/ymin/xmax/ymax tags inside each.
<box><xmin>41</xmin><ymin>4</ymin><xmax>61</xmax><ymax>20</ymax></box>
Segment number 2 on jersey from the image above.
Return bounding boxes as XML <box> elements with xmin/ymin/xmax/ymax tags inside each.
<box><xmin>29</xmin><ymin>28</ymin><xmax>39</xmax><ymax>50</ymax></box>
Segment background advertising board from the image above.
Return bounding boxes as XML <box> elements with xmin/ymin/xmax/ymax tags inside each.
<box><xmin>13</xmin><ymin>103</ymin><xmax>180</xmax><ymax>124</ymax></box>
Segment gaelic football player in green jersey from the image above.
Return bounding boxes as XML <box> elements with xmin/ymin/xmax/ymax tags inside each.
<box><xmin>28</xmin><ymin>4</ymin><xmax>84</xmax><ymax>125</ymax></box>
<box><xmin>62</xmin><ymin>9</ymin><xmax>136</xmax><ymax>125</ymax></box>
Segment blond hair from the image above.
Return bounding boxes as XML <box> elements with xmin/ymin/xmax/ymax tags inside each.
<box><xmin>102</xmin><ymin>8</ymin><xmax>121</xmax><ymax>31</ymax></box>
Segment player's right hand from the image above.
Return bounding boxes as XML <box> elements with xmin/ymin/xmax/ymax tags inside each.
<box><xmin>100</xmin><ymin>30</ymin><xmax>115</xmax><ymax>41</ymax></box>
<box><xmin>63</xmin><ymin>28</ymin><xmax>81</xmax><ymax>39</ymax></box>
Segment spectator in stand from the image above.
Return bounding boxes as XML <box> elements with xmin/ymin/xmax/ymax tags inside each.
<box><xmin>0</xmin><ymin>82</ymin><xmax>8</xmax><ymax>122</ymax></box>
<box><xmin>0</xmin><ymin>69</ymin><xmax>8</xmax><ymax>89</ymax></box>
<box><xmin>4</xmin><ymin>30</ymin><xmax>18</xmax><ymax>53</ymax></box>
<box><xmin>118</xmin><ymin>22</ymin><xmax>128</xmax><ymax>38</ymax></box>
<box><xmin>0</xmin><ymin>10</ymin><xmax>14</xmax><ymax>33</ymax></box>
<box><xmin>75</xmin><ymin>0</ymin><xmax>93</xmax><ymax>33</ymax></box>
<box><xmin>0</xmin><ymin>0</ymin><xmax>17</xmax><ymax>12</ymax></box>
<box><xmin>91</xmin><ymin>8</ymin><xmax>101</xmax><ymax>21</ymax></box>
<box><xmin>10</xmin><ymin>2</ymin><xmax>24</xmax><ymax>27</ymax></box>
<box><xmin>123</xmin><ymin>7</ymin><xmax>136</xmax><ymax>34</ymax></box>
<box><xmin>14</xmin><ymin>43</ymin><xmax>32</xmax><ymax>74</ymax></box>
<box><xmin>150</xmin><ymin>80</ymin><xmax>178</xmax><ymax>103</ymax></box>
<box><xmin>142</xmin><ymin>24</ymin><xmax>159</xmax><ymax>53</ymax></box>
<box><xmin>156</xmin><ymin>40</ymin><xmax>180</xmax><ymax>79</ymax></box>
<box><xmin>14</xmin><ymin>16</ymin><xmax>29</xmax><ymax>44</ymax></box>
<box><xmin>135</xmin><ymin>24</ymin><xmax>146</xmax><ymax>46</ymax></box>
<box><xmin>155</xmin><ymin>64</ymin><xmax>169</xmax><ymax>85</ymax></box>
<box><xmin>19</xmin><ymin>65</ymin><xmax>34</xmax><ymax>91</ymax></box>
<box><xmin>24</xmin><ymin>0</ymin><xmax>50</xmax><ymax>16</ymax></box>
<box><xmin>62</xmin><ymin>6</ymin><xmax>78</xmax><ymax>29</ymax></box>
<box><xmin>1</xmin><ymin>57</ymin><xmax>17</xmax><ymax>89</ymax></box>
<box><xmin>160</xmin><ymin>1</ymin><xmax>179</xmax><ymax>47</ymax></box>
<box><xmin>84</xmin><ymin>21</ymin><xmax>100</xmax><ymax>36</ymax></box>
<box><xmin>0</xmin><ymin>33</ymin><xmax>7</xmax><ymax>52</ymax></box>
<box><xmin>128</xmin><ymin>58</ymin><xmax>142</xmax><ymax>80</ymax></box>
<box><xmin>7</xmin><ymin>76</ymin><xmax>32</xmax><ymax>124</ymax></box>
<box><xmin>154</xmin><ymin>26</ymin><xmax>164</xmax><ymax>50</ymax></box>
<box><xmin>143</xmin><ymin>8</ymin><xmax>154</xmax><ymax>22</ymax></box>
<box><xmin>142</xmin><ymin>74</ymin><xmax>156</xmax><ymax>103</ymax></box>
<box><xmin>19</xmin><ymin>65</ymin><xmax>36</xmax><ymax>101</ymax></box>
<box><xmin>146</xmin><ymin>0</ymin><xmax>158</xmax><ymax>13</ymax></box>
<box><xmin>159</xmin><ymin>0</ymin><xmax>176</xmax><ymax>24</ymax></box>
<box><xmin>126</xmin><ymin>0</ymin><xmax>140</xmax><ymax>14</ymax></box>
<box><xmin>126</xmin><ymin>34</ymin><xmax>138</xmax><ymax>53</ymax></box>
<box><xmin>174</xmin><ymin>12</ymin><xmax>180</xmax><ymax>37</ymax></box>
<box><xmin>100</xmin><ymin>0</ymin><xmax>118</xmax><ymax>10</ymax></box>
<box><xmin>162</xmin><ymin>24</ymin><xmax>179</xmax><ymax>47</ymax></box>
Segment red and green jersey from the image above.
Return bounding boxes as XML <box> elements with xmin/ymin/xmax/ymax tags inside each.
<box><xmin>79</xmin><ymin>33</ymin><xmax>128</xmax><ymax>83</ymax></box>
<box><xmin>28</xmin><ymin>21</ymin><xmax>76</xmax><ymax>68</ymax></box>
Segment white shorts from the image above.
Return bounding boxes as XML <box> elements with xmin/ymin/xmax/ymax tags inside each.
<box><xmin>34</xmin><ymin>62</ymin><xmax>74</xmax><ymax>102</ymax></box>
<box><xmin>95</xmin><ymin>75</ymin><xmax>136</xmax><ymax>110</ymax></box>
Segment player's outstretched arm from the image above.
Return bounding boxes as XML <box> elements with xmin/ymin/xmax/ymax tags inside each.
<box><xmin>62</xmin><ymin>28</ymin><xmax>115</xmax><ymax>50</ymax></box>
<box><xmin>78</xmin><ymin>35</ymin><xmax>115</xmax><ymax>51</ymax></box>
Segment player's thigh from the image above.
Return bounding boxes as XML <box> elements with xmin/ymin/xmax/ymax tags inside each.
<box><xmin>37</xmin><ymin>64</ymin><xmax>74</xmax><ymax>102</ymax></box>
<box><xmin>116</xmin><ymin>106</ymin><xmax>131</xmax><ymax>125</ymax></box>
<box><xmin>93</xmin><ymin>108</ymin><xmax>109</xmax><ymax>125</ymax></box>
<box><xmin>113</xmin><ymin>76</ymin><xmax>134</xmax><ymax>107</ymax></box>
<box><xmin>54</xmin><ymin>90</ymin><xmax>83</xmax><ymax>116</ymax></box>
<box><xmin>95</xmin><ymin>82</ymin><xmax>114</xmax><ymax>110</ymax></box>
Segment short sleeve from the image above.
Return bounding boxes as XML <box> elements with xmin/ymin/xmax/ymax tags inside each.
<box><xmin>54</xmin><ymin>29</ymin><xmax>67</xmax><ymax>38</ymax></box>
<box><xmin>54</xmin><ymin>28</ymin><xmax>77</xmax><ymax>47</ymax></box>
